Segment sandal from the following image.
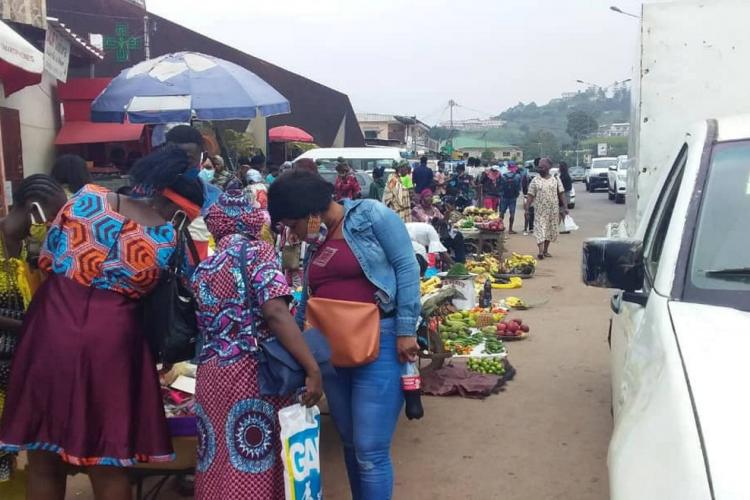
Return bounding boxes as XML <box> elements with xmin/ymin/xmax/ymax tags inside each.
<box><xmin>543</xmin><ymin>252</ymin><xmax>553</xmax><ymax>258</ymax></box>
<box><xmin>537</xmin><ymin>253</ymin><xmax>544</xmax><ymax>260</ymax></box>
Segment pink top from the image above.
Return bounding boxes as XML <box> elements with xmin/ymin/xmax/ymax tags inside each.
<box><xmin>308</xmin><ymin>239</ymin><xmax>377</xmax><ymax>304</ymax></box>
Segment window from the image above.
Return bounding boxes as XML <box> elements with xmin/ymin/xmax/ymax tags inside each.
<box><xmin>364</xmin><ymin>130</ymin><xmax>378</xmax><ymax>139</ymax></box>
<box><xmin>502</xmin><ymin>151</ymin><xmax>511</xmax><ymax>157</ymax></box>
<box><xmin>643</xmin><ymin>145</ymin><xmax>688</xmax><ymax>286</ymax></box>
<box><xmin>685</xmin><ymin>140</ymin><xmax>750</xmax><ymax>311</ymax></box>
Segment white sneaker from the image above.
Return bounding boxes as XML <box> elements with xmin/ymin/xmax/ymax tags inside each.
<box><xmin>523</xmin><ymin>231</ymin><xmax>528</xmax><ymax>236</ymax></box>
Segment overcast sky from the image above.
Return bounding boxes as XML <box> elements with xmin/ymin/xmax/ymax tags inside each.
<box><xmin>148</xmin><ymin>0</ymin><xmax>644</xmax><ymax>124</ymax></box>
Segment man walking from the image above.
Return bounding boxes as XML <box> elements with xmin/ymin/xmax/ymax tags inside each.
<box><xmin>500</xmin><ymin>162</ymin><xmax>523</xmax><ymax>234</ymax></box>
<box><xmin>412</xmin><ymin>156</ymin><xmax>434</xmax><ymax>194</ymax></box>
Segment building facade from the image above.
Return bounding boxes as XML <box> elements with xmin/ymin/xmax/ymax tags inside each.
<box><xmin>47</xmin><ymin>0</ymin><xmax>364</xmax><ymax>149</ymax></box>
<box><xmin>356</xmin><ymin>113</ymin><xmax>438</xmax><ymax>154</ymax></box>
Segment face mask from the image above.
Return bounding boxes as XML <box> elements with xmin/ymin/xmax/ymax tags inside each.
<box><xmin>29</xmin><ymin>202</ymin><xmax>49</xmax><ymax>245</ymax></box>
<box><xmin>304</xmin><ymin>214</ymin><xmax>328</xmax><ymax>246</ymax></box>
<box><xmin>198</xmin><ymin>168</ymin><xmax>215</xmax><ymax>183</ymax></box>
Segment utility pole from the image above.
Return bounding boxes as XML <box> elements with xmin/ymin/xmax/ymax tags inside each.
<box><xmin>142</xmin><ymin>1</ymin><xmax>150</xmax><ymax>60</ymax></box>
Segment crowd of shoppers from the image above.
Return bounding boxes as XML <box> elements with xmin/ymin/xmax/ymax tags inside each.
<box><xmin>0</xmin><ymin>120</ymin><xmax>575</xmax><ymax>499</ymax></box>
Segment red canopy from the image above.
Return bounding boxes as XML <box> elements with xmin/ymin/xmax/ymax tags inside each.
<box><xmin>268</xmin><ymin>125</ymin><xmax>314</xmax><ymax>143</ymax></box>
<box><xmin>55</xmin><ymin>121</ymin><xmax>145</xmax><ymax>145</ymax></box>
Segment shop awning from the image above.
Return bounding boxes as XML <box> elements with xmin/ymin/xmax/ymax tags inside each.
<box><xmin>0</xmin><ymin>20</ymin><xmax>43</xmax><ymax>96</ymax></box>
<box><xmin>55</xmin><ymin>121</ymin><xmax>145</xmax><ymax>145</ymax></box>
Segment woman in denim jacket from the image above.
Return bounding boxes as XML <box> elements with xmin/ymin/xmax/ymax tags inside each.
<box><xmin>269</xmin><ymin>170</ymin><xmax>420</xmax><ymax>500</ymax></box>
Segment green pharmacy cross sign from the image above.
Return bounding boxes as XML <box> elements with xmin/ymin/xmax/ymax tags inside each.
<box><xmin>104</xmin><ymin>23</ymin><xmax>142</xmax><ymax>62</ymax></box>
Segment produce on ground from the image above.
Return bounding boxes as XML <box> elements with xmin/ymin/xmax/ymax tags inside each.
<box><xmin>502</xmin><ymin>253</ymin><xmax>537</xmax><ymax>275</ymax></box>
<box><xmin>467</xmin><ymin>356</ymin><xmax>506</xmax><ymax>375</ymax></box>
<box><xmin>438</xmin><ymin>309</ymin><xmax>512</xmax><ymax>355</ymax></box>
<box><xmin>505</xmin><ymin>296</ymin><xmax>529</xmax><ymax>310</ymax></box>
<box><xmin>466</xmin><ymin>255</ymin><xmax>501</xmax><ymax>275</ymax></box>
<box><xmin>496</xmin><ymin>317</ymin><xmax>530</xmax><ymax>338</ymax></box>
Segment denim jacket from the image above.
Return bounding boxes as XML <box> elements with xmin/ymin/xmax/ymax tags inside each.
<box><xmin>295</xmin><ymin>199</ymin><xmax>421</xmax><ymax>336</ymax></box>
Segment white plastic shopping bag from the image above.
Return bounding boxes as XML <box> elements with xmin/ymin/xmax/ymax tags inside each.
<box><xmin>279</xmin><ymin>404</ymin><xmax>322</xmax><ymax>500</ymax></box>
<box><xmin>564</xmin><ymin>215</ymin><xmax>579</xmax><ymax>232</ymax></box>
<box><xmin>560</xmin><ymin>214</ymin><xmax>579</xmax><ymax>233</ymax></box>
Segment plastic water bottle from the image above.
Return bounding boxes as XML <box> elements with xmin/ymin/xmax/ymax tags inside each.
<box><xmin>401</xmin><ymin>362</ymin><xmax>424</xmax><ymax>420</ymax></box>
<box><xmin>480</xmin><ymin>279</ymin><xmax>493</xmax><ymax>308</ymax></box>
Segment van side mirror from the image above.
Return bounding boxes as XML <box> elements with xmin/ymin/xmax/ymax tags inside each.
<box><xmin>582</xmin><ymin>238</ymin><xmax>645</xmax><ymax>291</ymax></box>
<box><xmin>609</xmin><ymin>165</ymin><xmax>617</xmax><ymax>171</ymax></box>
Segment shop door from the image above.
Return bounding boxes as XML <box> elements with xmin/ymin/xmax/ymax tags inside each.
<box><xmin>0</xmin><ymin>108</ymin><xmax>23</xmax><ymax>215</ymax></box>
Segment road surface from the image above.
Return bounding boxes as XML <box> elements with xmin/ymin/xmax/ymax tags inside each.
<box><xmin>63</xmin><ymin>187</ymin><xmax>624</xmax><ymax>499</ymax></box>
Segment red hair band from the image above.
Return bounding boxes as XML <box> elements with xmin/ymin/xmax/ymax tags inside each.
<box><xmin>162</xmin><ymin>188</ymin><xmax>201</xmax><ymax>221</ymax></box>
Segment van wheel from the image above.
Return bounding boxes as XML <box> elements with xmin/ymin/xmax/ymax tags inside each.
<box><xmin>608</xmin><ymin>188</ymin><xmax>615</xmax><ymax>200</ymax></box>
<box><xmin>585</xmin><ymin>182</ymin><xmax>591</xmax><ymax>192</ymax></box>
<box><xmin>616</xmin><ymin>194</ymin><xmax>625</xmax><ymax>204</ymax></box>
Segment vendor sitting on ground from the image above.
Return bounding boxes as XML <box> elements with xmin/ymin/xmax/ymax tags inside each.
<box><xmin>406</xmin><ymin>222</ymin><xmax>452</xmax><ymax>275</ymax></box>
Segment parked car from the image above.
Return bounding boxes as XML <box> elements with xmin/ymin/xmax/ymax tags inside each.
<box><xmin>294</xmin><ymin>147</ymin><xmax>402</xmax><ymax>171</ymax></box>
<box><xmin>583</xmin><ymin>116</ymin><xmax>750</xmax><ymax>500</ymax></box>
<box><xmin>608</xmin><ymin>155</ymin><xmax>630</xmax><ymax>203</ymax></box>
<box><xmin>318</xmin><ymin>168</ymin><xmax>373</xmax><ymax>196</ymax></box>
<box><xmin>570</xmin><ymin>165</ymin><xmax>586</xmax><ymax>182</ymax></box>
<box><xmin>585</xmin><ymin>157</ymin><xmax>618</xmax><ymax>192</ymax></box>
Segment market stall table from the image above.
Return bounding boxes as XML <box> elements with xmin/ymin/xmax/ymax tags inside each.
<box><xmin>459</xmin><ymin>228</ymin><xmax>505</xmax><ymax>255</ymax></box>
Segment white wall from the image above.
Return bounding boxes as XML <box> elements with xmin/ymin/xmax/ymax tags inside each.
<box><xmin>0</xmin><ymin>72</ymin><xmax>59</xmax><ymax>176</ymax></box>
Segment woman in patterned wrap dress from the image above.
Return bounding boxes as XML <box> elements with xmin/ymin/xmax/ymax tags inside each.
<box><xmin>191</xmin><ymin>190</ymin><xmax>322</xmax><ymax>499</ymax></box>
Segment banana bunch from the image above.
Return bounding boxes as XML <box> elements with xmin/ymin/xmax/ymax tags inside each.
<box><xmin>505</xmin><ymin>296</ymin><xmax>529</xmax><ymax>309</ymax></box>
<box><xmin>420</xmin><ymin>276</ymin><xmax>442</xmax><ymax>295</ymax></box>
<box><xmin>467</xmin><ymin>255</ymin><xmax>501</xmax><ymax>275</ymax></box>
<box><xmin>503</xmin><ymin>253</ymin><xmax>537</xmax><ymax>274</ymax></box>
<box><xmin>491</xmin><ymin>277</ymin><xmax>523</xmax><ymax>289</ymax></box>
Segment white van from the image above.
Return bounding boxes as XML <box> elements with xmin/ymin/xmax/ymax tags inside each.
<box><xmin>294</xmin><ymin>147</ymin><xmax>403</xmax><ymax>171</ymax></box>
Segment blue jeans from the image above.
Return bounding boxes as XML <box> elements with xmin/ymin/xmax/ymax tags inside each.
<box><xmin>323</xmin><ymin>318</ymin><xmax>404</xmax><ymax>500</ymax></box>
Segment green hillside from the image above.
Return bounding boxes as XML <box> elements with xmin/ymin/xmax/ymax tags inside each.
<box><xmin>432</xmin><ymin>86</ymin><xmax>631</xmax><ymax>161</ymax></box>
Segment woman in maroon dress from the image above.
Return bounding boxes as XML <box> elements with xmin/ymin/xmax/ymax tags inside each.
<box><xmin>0</xmin><ymin>147</ymin><xmax>204</xmax><ymax>499</ymax></box>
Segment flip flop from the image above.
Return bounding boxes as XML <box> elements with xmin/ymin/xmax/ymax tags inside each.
<box><xmin>543</xmin><ymin>252</ymin><xmax>553</xmax><ymax>258</ymax></box>
<box><xmin>537</xmin><ymin>253</ymin><xmax>545</xmax><ymax>260</ymax></box>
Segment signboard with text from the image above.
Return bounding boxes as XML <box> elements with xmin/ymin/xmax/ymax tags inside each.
<box><xmin>597</xmin><ymin>143</ymin><xmax>608</xmax><ymax>156</ymax></box>
<box><xmin>1</xmin><ymin>0</ymin><xmax>46</xmax><ymax>29</ymax></box>
<box><xmin>44</xmin><ymin>26</ymin><xmax>70</xmax><ymax>82</ymax></box>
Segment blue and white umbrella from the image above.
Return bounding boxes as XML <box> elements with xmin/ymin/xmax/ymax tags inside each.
<box><xmin>91</xmin><ymin>52</ymin><xmax>290</xmax><ymax>124</ymax></box>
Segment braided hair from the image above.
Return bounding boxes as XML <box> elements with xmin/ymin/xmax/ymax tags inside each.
<box><xmin>13</xmin><ymin>174</ymin><xmax>65</xmax><ymax>208</ymax></box>
<box><xmin>51</xmin><ymin>154</ymin><xmax>91</xmax><ymax>193</ymax></box>
<box><xmin>129</xmin><ymin>145</ymin><xmax>204</xmax><ymax>208</ymax></box>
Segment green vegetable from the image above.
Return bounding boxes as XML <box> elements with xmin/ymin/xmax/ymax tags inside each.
<box><xmin>446</xmin><ymin>263</ymin><xmax>470</xmax><ymax>277</ymax></box>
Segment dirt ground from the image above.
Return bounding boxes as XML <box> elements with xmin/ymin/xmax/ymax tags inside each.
<box><xmin>59</xmin><ymin>188</ymin><xmax>622</xmax><ymax>499</ymax></box>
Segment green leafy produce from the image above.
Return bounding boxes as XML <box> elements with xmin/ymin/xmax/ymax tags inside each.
<box><xmin>446</xmin><ymin>263</ymin><xmax>470</xmax><ymax>277</ymax></box>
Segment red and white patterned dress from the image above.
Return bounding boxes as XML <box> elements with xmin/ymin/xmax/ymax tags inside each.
<box><xmin>191</xmin><ymin>234</ymin><xmax>292</xmax><ymax>500</ymax></box>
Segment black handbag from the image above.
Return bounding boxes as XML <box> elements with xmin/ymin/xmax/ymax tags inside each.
<box><xmin>238</xmin><ymin>241</ymin><xmax>333</xmax><ymax>396</ymax></box>
<box><xmin>143</xmin><ymin>221</ymin><xmax>201</xmax><ymax>364</ymax></box>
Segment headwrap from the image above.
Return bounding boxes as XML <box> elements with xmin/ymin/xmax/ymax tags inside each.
<box><xmin>246</xmin><ymin>168</ymin><xmax>264</xmax><ymax>184</ymax></box>
<box><xmin>205</xmin><ymin>189</ymin><xmax>271</xmax><ymax>243</ymax></box>
<box><xmin>420</xmin><ymin>189</ymin><xmax>433</xmax><ymax>201</ymax></box>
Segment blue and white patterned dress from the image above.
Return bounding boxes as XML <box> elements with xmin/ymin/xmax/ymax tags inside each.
<box><xmin>191</xmin><ymin>234</ymin><xmax>292</xmax><ymax>500</ymax></box>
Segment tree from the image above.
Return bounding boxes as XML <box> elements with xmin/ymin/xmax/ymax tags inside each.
<box><xmin>566</xmin><ymin>111</ymin><xmax>598</xmax><ymax>146</ymax></box>
<box><xmin>518</xmin><ymin>129</ymin><xmax>561</xmax><ymax>161</ymax></box>
<box><xmin>480</xmin><ymin>150</ymin><xmax>496</xmax><ymax>164</ymax></box>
